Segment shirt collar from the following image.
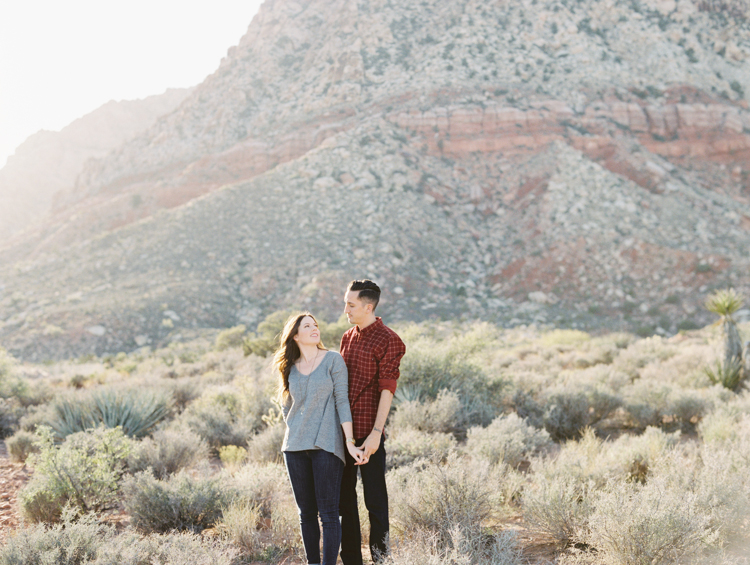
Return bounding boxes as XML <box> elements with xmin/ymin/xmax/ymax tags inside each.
<box><xmin>355</xmin><ymin>317</ymin><xmax>383</xmax><ymax>336</ymax></box>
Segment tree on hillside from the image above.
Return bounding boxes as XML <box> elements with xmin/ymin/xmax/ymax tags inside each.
<box><xmin>704</xmin><ymin>288</ymin><xmax>745</xmax><ymax>390</ymax></box>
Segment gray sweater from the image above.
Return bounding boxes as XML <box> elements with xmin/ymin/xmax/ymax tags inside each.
<box><xmin>281</xmin><ymin>351</ymin><xmax>353</xmax><ymax>463</ymax></box>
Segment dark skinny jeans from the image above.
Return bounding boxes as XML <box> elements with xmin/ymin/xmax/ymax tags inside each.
<box><xmin>284</xmin><ymin>449</ymin><xmax>345</xmax><ymax>565</ymax></box>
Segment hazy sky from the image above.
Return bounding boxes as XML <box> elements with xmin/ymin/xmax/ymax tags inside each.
<box><xmin>0</xmin><ymin>0</ymin><xmax>264</xmax><ymax>167</ymax></box>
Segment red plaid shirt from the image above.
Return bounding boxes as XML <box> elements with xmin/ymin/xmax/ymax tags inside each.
<box><xmin>340</xmin><ymin>317</ymin><xmax>406</xmax><ymax>439</ymax></box>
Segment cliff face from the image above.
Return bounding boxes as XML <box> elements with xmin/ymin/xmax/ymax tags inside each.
<box><xmin>0</xmin><ymin>89</ymin><xmax>190</xmax><ymax>242</ymax></box>
<box><xmin>1</xmin><ymin>0</ymin><xmax>750</xmax><ymax>359</ymax></box>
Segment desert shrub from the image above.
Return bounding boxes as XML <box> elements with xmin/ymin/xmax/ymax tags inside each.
<box><xmin>387</xmin><ymin>429</ymin><xmax>457</xmax><ymax>468</ymax></box>
<box><xmin>48</xmin><ymin>388</ymin><xmax>173</xmax><ymax>439</ymax></box>
<box><xmin>128</xmin><ymin>428</ymin><xmax>208</xmax><ymax>479</ymax></box>
<box><xmin>246</xmin><ymin>422</ymin><xmax>285</xmax><ymax>464</ymax></box>
<box><xmin>90</xmin><ymin>531</ymin><xmax>238</xmax><ymax>565</ymax></box>
<box><xmin>665</xmin><ymin>388</ymin><xmax>713</xmax><ymax>429</ymax></box>
<box><xmin>229</xmin><ymin>462</ymin><xmax>289</xmax><ymax>518</ymax></box>
<box><xmin>466</xmin><ymin>413</ymin><xmax>551</xmax><ymax>467</ymax></box>
<box><xmin>622</xmin><ymin>381</ymin><xmax>674</xmax><ymax>429</ymax></box>
<box><xmin>20</xmin><ymin>426</ymin><xmax>132</xmax><ymax>521</ymax></box>
<box><xmin>614</xmin><ymin>336</ymin><xmax>677</xmax><ymax>379</ymax></box>
<box><xmin>542</xmin><ymin>391</ymin><xmax>591</xmax><ymax>441</ymax></box>
<box><xmin>391</xmin><ymin>390</ymin><xmax>463</xmax><ymax>434</ymax></box>
<box><xmin>215</xmin><ymin>325</ymin><xmax>246</xmax><ymax>351</ymax></box>
<box><xmin>6</xmin><ymin>429</ymin><xmax>39</xmax><ymax>463</ymax></box>
<box><xmin>0</xmin><ymin>398</ymin><xmax>21</xmax><ymax>438</ymax></box>
<box><xmin>161</xmin><ymin>377</ymin><xmax>203</xmax><ymax>412</ymax></box>
<box><xmin>385</xmin><ymin>526</ymin><xmax>522</xmax><ymax>565</ymax></box>
<box><xmin>242</xmin><ymin>310</ymin><xmax>295</xmax><ymax>357</ymax></box>
<box><xmin>522</xmin><ymin>473</ymin><xmax>595</xmax><ymax>545</ymax></box>
<box><xmin>180</xmin><ymin>386</ymin><xmax>259</xmax><ymax>450</ymax></box>
<box><xmin>18</xmin><ymin>403</ymin><xmax>54</xmax><ymax>432</ymax></box>
<box><xmin>585</xmin><ymin>476</ymin><xmax>716</xmax><ymax>565</ymax></box>
<box><xmin>214</xmin><ymin>499</ymin><xmax>262</xmax><ymax>556</ymax></box>
<box><xmin>606</xmin><ymin>427</ymin><xmax>680</xmax><ymax>483</ymax></box>
<box><xmin>219</xmin><ymin>445</ymin><xmax>247</xmax><ymax>472</ymax></box>
<box><xmin>397</xmin><ymin>345</ymin><xmax>485</xmax><ymax>403</ymax></box>
<box><xmin>389</xmin><ymin>454</ymin><xmax>495</xmax><ymax>554</ymax></box>
<box><xmin>0</xmin><ymin>508</ymin><xmax>109</xmax><ymax>565</ymax></box>
<box><xmin>540</xmin><ymin>329</ymin><xmax>592</xmax><ymax>348</ymax></box>
<box><xmin>225</xmin><ymin>463</ymin><xmax>300</xmax><ymax>559</ymax></box>
<box><xmin>0</xmin><ymin>508</ymin><xmax>238</xmax><ymax>565</ymax></box>
<box><xmin>122</xmin><ymin>470</ymin><xmax>229</xmax><ymax>533</ymax></box>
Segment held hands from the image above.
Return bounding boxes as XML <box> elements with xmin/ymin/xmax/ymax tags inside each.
<box><xmin>346</xmin><ymin>441</ymin><xmax>366</xmax><ymax>465</ymax></box>
<box><xmin>359</xmin><ymin>428</ymin><xmax>382</xmax><ymax>464</ymax></box>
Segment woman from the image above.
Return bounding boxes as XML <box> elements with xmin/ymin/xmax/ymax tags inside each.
<box><xmin>274</xmin><ymin>312</ymin><xmax>364</xmax><ymax>565</ymax></box>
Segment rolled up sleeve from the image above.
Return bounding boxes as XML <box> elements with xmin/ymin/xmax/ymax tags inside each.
<box><xmin>378</xmin><ymin>335</ymin><xmax>406</xmax><ymax>394</ymax></box>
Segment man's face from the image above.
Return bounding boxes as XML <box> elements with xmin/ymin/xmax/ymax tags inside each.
<box><xmin>344</xmin><ymin>290</ymin><xmax>371</xmax><ymax>326</ymax></box>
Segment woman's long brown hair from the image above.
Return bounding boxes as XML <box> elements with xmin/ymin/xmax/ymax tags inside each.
<box><xmin>272</xmin><ymin>312</ymin><xmax>326</xmax><ymax>401</ymax></box>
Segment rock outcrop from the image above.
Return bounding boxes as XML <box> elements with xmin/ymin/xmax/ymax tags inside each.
<box><xmin>0</xmin><ymin>89</ymin><xmax>190</xmax><ymax>241</ymax></box>
<box><xmin>1</xmin><ymin>0</ymin><xmax>750</xmax><ymax>359</ymax></box>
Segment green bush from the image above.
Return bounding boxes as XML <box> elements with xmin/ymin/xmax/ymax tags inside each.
<box><xmin>0</xmin><ymin>398</ymin><xmax>21</xmax><ymax>438</ymax></box>
<box><xmin>90</xmin><ymin>531</ymin><xmax>238</xmax><ymax>565</ymax></box>
<box><xmin>585</xmin><ymin>476</ymin><xmax>716</xmax><ymax>565</ymax></box>
<box><xmin>383</xmin><ymin>527</ymin><xmax>522</xmax><ymax>565</ymax></box>
<box><xmin>245</xmin><ymin>422</ymin><xmax>285</xmax><ymax>464</ymax></box>
<box><xmin>0</xmin><ymin>507</ymin><xmax>238</xmax><ymax>565</ymax></box>
<box><xmin>48</xmin><ymin>388</ymin><xmax>173</xmax><ymax>439</ymax></box>
<box><xmin>0</xmin><ymin>508</ymin><xmax>109</xmax><ymax>565</ymax></box>
<box><xmin>398</xmin><ymin>348</ymin><xmax>485</xmax><ymax>402</ymax></box>
<box><xmin>20</xmin><ymin>427</ymin><xmax>132</xmax><ymax>521</ymax></box>
<box><xmin>466</xmin><ymin>413</ymin><xmax>551</xmax><ymax>467</ymax></box>
<box><xmin>180</xmin><ymin>387</ymin><xmax>258</xmax><ymax>450</ymax></box>
<box><xmin>521</xmin><ymin>474</ymin><xmax>594</xmax><ymax>546</ymax></box>
<box><xmin>6</xmin><ymin>429</ymin><xmax>39</xmax><ymax>463</ymax></box>
<box><xmin>387</xmin><ymin>429</ymin><xmax>457</xmax><ymax>468</ymax></box>
<box><xmin>215</xmin><ymin>325</ymin><xmax>246</xmax><ymax>351</ymax></box>
<box><xmin>214</xmin><ymin>500</ymin><xmax>262</xmax><ymax>556</ymax></box>
<box><xmin>229</xmin><ymin>462</ymin><xmax>289</xmax><ymax>518</ymax></box>
<box><xmin>389</xmin><ymin>454</ymin><xmax>495</xmax><ymax>554</ymax></box>
<box><xmin>128</xmin><ymin>428</ymin><xmax>209</xmax><ymax>479</ymax></box>
<box><xmin>122</xmin><ymin>470</ymin><xmax>229</xmax><ymax>533</ymax></box>
<box><xmin>542</xmin><ymin>391</ymin><xmax>592</xmax><ymax>441</ymax></box>
<box><xmin>242</xmin><ymin>310</ymin><xmax>295</xmax><ymax>357</ymax></box>
<box><xmin>391</xmin><ymin>390</ymin><xmax>463</xmax><ymax>434</ymax></box>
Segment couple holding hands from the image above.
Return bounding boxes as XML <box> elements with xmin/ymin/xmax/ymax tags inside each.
<box><xmin>275</xmin><ymin>279</ymin><xmax>406</xmax><ymax>565</ymax></box>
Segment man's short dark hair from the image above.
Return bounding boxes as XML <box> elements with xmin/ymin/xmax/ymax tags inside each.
<box><xmin>348</xmin><ymin>279</ymin><xmax>381</xmax><ymax>310</ymax></box>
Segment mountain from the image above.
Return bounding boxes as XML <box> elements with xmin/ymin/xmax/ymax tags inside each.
<box><xmin>0</xmin><ymin>89</ymin><xmax>191</xmax><ymax>242</ymax></box>
<box><xmin>1</xmin><ymin>0</ymin><xmax>749</xmax><ymax>360</ymax></box>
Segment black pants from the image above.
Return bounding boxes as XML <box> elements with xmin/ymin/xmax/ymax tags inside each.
<box><xmin>339</xmin><ymin>435</ymin><xmax>389</xmax><ymax>565</ymax></box>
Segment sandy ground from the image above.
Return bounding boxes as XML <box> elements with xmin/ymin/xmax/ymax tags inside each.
<box><xmin>0</xmin><ymin>440</ymin><xmax>31</xmax><ymax>544</ymax></box>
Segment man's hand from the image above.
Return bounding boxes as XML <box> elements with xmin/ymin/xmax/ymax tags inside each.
<box><xmin>361</xmin><ymin>428</ymin><xmax>382</xmax><ymax>462</ymax></box>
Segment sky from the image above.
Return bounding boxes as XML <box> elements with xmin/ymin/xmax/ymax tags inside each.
<box><xmin>0</xmin><ymin>0</ymin><xmax>264</xmax><ymax>168</ymax></box>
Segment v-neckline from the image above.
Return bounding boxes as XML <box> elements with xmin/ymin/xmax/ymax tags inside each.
<box><xmin>296</xmin><ymin>350</ymin><xmax>328</xmax><ymax>376</ymax></box>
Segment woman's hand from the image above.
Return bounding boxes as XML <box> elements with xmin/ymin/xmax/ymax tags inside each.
<box><xmin>346</xmin><ymin>442</ymin><xmax>366</xmax><ymax>465</ymax></box>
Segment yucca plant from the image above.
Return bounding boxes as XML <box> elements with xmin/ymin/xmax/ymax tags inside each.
<box><xmin>49</xmin><ymin>388</ymin><xmax>173</xmax><ymax>439</ymax></box>
<box><xmin>704</xmin><ymin>358</ymin><xmax>744</xmax><ymax>391</ymax></box>
<box><xmin>705</xmin><ymin>289</ymin><xmax>744</xmax><ymax>361</ymax></box>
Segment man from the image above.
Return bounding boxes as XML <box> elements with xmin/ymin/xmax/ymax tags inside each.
<box><xmin>339</xmin><ymin>279</ymin><xmax>406</xmax><ymax>565</ymax></box>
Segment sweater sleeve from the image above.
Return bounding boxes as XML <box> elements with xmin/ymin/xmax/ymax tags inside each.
<box><xmin>331</xmin><ymin>354</ymin><xmax>352</xmax><ymax>424</ymax></box>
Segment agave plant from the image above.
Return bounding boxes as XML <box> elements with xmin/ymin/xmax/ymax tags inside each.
<box><xmin>704</xmin><ymin>288</ymin><xmax>745</xmax><ymax>390</ymax></box>
<box><xmin>704</xmin><ymin>358</ymin><xmax>744</xmax><ymax>392</ymax></box>
<box><xmin>49</xmin><ymin>388</ymin><xmax>173</xmax><ymax>439</ymax></box>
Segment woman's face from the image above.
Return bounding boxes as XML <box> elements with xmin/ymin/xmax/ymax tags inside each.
<box><xmin>293</xmin><ymin>316</ymin><xmax>320</xmax><ymax>347</ymax></box>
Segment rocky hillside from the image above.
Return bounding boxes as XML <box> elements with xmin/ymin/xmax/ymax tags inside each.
<box><xmin>1</xmin><ymin>0</ymin><xmax>750</xmax><ymax>360</ymax></box>
<box><xmin>0</xmin><ymin>89</ymin><xmax>190</xmax><ymax>242</ymax></box>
